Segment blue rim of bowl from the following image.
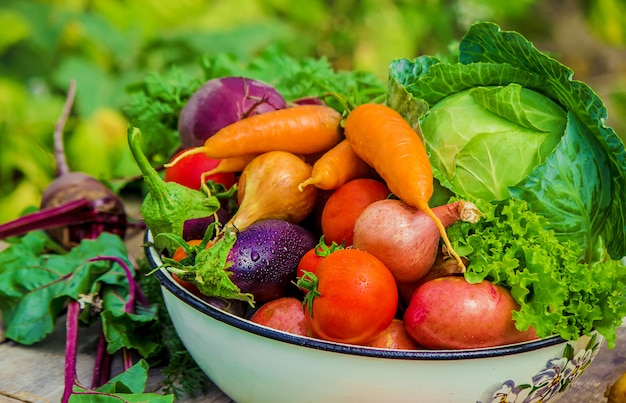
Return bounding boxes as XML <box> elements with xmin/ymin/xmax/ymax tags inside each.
<box><xmin>144</xmin><ymin>230</ymin><xmax>565</xmax><ymax>360</ymax></box>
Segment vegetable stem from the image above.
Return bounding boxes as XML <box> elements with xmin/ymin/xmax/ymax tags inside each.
<box><xmin>54</xmin><ymin>79</ymin><xmax>76</xmax><ymax>177</ymax></box>
<box><xmin>422</xmin><ymin>204</ymin><xmax>466</xmax><ymax>272</ymax></box>
<box><xmin>91</xmin><ymin>327</ymin><xmax>112</xmax><ymax>389</ymax></box>
<box><xmin>0</xmin><ymin>198</ymin><xmax>97</xmax><ymax>239</ymax></box>
<box><xmin>62</xmin><ymin>300</ymin><xmax>80</xmax><ymax>403</ymax></box>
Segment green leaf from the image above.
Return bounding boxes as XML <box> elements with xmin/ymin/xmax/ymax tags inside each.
<box><xmin>388</xmin><ymin>21</ymin><xmax>626</xmax><ymax>260</ymax></box>
<box><xmin>100</xmin><ymin>292</ymin><xmax>160</xmax><ymax>357</ymax></box>
<box><xmin>70</xmin><ymin>360</ymin><xmax>174</xmax><ymax>402</ymax></box>
<box><xmin>0</xmin><ymin>232</ymin><xmax>130</xmax><ymax>344</ymax></box>
<box><xmin>510</xmin><ymin>112</ymin><xmax>614</xmax><ymax>263</ymax></box>
<box><xmin>451</xmin><ymin>198</ymin><xmax>626</xmax><ymax>348</ymax></box>
<box><xmin>95</xmin><ymin>359</ymin><xmax>150</xmax><ymax>394</ymax></box>
<box><xmin>127</xmin><ymin>127</ymin><xmax>220</xmax><ymax>252</ymax></box>
<box><xmin>174</xmin><ymin>228</ymin><xmax>254</xmax><ymax>306</ymax></box>
<box><xmin>459</xmin><ymin>22</ymin><xmax>626</xmax><ymax>259</ymax></box>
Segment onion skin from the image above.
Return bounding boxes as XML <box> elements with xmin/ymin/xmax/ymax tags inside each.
<box><xmin>226</xmin><ymin>151</ymin><xmax>318</xmax><ymax>232</ymax></box>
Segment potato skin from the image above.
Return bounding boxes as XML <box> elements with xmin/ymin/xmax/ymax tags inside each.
<box><xmin>250</xmin><ymin>297</ymin><xmax>311</xmax><ymax>337</ymax></box>
<box><xmin>403</xmin><ymin>276</ymin><xmax>537</xmax><ymax>349</ymax></box>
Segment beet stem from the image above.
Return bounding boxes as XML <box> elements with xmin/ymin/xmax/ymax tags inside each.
<box><xmin>0</xmin><ymin>197</ymin><xmax>97</xmax><ymax>239</ymax></box>
<box><xmin>54</xmin><ymin>80</ymin><xmax>76</xmax><ymax>177</ymax></box>
<box><xmin>90</xmin><ymin>327</ymin><xmax>110</xmax><ymax>389</ymax></box>
<box><xmin>62</xmin><ymin>300</ymin><xmax>80</xmax><ymax>403</ymax></box>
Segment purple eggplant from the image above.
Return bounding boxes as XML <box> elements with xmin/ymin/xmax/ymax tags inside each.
<box><xmin>226</xmin><ymin>219</ymin><xmax>316</xmax><ymax>303</ymax></box>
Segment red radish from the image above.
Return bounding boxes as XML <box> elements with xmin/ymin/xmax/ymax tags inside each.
<box><xmin>403</xmin><ymin>276</ymin><xmax>538</xmax><ymax>349</ymax></box>
<box><xmin>352</xmin><ymin>199</ymin><xmax>480</xmax><ymax>284</ymax></box>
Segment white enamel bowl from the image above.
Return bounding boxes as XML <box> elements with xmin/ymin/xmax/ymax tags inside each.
<box><xmin>144</xmin><ymin>231</ymin><xmax>604</xmax><ymax>403</ymax></box>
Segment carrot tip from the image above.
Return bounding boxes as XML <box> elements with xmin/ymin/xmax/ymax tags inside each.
<box><xmin>164</xmin><ymin>146</ymin><xmax>205</xmax><ymax>168</ymax></box>
<box><xmin>297</xmin><ymin>178</ymin><xmax>315</xmax><ymax>192</ymax></box>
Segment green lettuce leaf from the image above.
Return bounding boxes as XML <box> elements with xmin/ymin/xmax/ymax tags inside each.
<box><xmin>450</xmin><ymin>198</ymin><xmax>626</xmax><ymax>348</ymax></box>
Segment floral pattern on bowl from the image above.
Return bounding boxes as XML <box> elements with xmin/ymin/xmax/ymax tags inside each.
<box><xmin>483</xmin><ymin>333</ymin><xmax>603</xmax><ymax>403</ymax></box>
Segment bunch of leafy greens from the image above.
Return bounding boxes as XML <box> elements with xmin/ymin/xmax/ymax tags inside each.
<box><xmin>387</xmin><ymin>22</ymin><xmax>626</xmax><ymax>346</ymax></box>
<box><xmin>449</xmin><ymin>198</ymin><xmax>626</xmax><ymax>348</ymax></box>
<box><xmin>124</xmin><ymin>45</ymin><xmax>386</xmax><ymax>164</ymax></box>
<box><xmin>388</xmin><ymin>22</ymin><xmax>626</xmax><ymax>264</ymax></box>
<box><xmin>0</xmin><ymin>231</ymin><xmax>169</xmax><ymax>400</ymax></box>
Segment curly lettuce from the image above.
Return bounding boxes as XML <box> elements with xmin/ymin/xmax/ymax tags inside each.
<box><xmin>387</xmin><ymin>22</ymin><xmax>626</xmax><ymax>264</ymax></box>
<box><xmin>449</xmin><ymin>198</ymin><xmax>626</xmax><ymax>348</ymax></box>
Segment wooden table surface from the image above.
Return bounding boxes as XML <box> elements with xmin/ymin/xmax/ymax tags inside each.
<box><xmin>1</xmin><ymin>230</ymin><xmax>625</xmax><ymax>403</ymax></box>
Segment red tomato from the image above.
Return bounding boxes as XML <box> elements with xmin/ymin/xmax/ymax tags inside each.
<box><xmin>164</xmin><ymin>150</ymin><xmax>235</xmax><ymax>190</ymax></box>
<box><xmin>296</xmin><ymin>237</ymin><xmax>344</xmax><ymax>279</ymax></box>
<box><xmin>300</xmin><ymin>249</ymin><xmax>398</xmax><ymax>345</ymax></box>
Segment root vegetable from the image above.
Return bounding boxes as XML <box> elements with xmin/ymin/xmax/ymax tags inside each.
<box><xmin>168</xmin><ymin>104</ymin><xmax>343</xmax><ymax>164</ymax></box>
<box><xmin>352</xmin><ymin>199</ymin><xmax>480</xmax><ymax>283</ymax></box>
<box><xmin>178</xmin><ymin>76</ymin><xmax>287</xmax><ymax>148</ymax></box>
<box><xmin>298</xmin><ymin>139</ymin><xmax>376</xmax><ymax>191</ymax></box>
<box><xmin>225</xmin><ymin>151</ymin><xmax>318</xmax><ymax>232</ymax></box>
<box><xmin>344</xmin><ymin>103</ymin><xmax>466</xmax><ymax>271</ymax></box>
<box><xmin>403</xmin><ymin>276</ymin><xmax>538</xmax><ymax>349</ymax></box>
<box><xmin>250</xmin><ymin>297</ymin><xmax>312</xmax><ymax>336</ymax></box>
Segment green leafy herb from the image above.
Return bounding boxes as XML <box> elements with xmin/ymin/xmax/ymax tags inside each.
<box><xmin>200</xmin><ymin>45</ymin><xmax>387</xmax><ymax>109</ymax></box>
<box><xmin>124</xmin><ymin>68</ymin><xmax>204</xmax><ymax>164</ymax></box>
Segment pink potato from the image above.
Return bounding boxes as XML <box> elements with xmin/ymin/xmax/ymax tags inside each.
<box><xmin>249</xmin><ymin>297</ymin><xmax>311</xmax><ymax>337</ymax></box>
<box><xmin>365</xmin><ymin>319</ymin><xmax>422</xmax><ymax>350</ymax></box>
<box><xmin>403</xmin><ymin>276</ymin><xmax>538</xmax><ymax>349</ymax></box>
<box><xmin>352</xmin><ymin>199</ymin><xmax>468</xmax><ymax>284</ymax></box>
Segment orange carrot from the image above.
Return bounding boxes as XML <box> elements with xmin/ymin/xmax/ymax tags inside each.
<box><xmin>343</xmin><ymin>103</ymin><xmax>466</xmax><ymax>272</ymax></box>
<box><xmin>167</xmin><ymin>105</ymin><xmax>343</xmax><ymax>166</ymax></box>
<box><xmin>298</xmin><ymin>139</ymin><xmax>376</xmax><ymax>192</ymax></box>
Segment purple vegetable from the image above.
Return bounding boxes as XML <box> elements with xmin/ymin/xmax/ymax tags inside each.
<box><xmin>178</xmin><ymin>76</ymin><xmax>287</xmax><ymax>149</ymax></box>
<box><xmin>226</xmin><ymin>219</ymin><xmax>316</xmax><ymax>303</ymax></box>
<box><xmin>182</xmin><ymin>203</ymin><xmax>233</xmax><ymax>241</ymax></box>
<box><xmin>0</xmin><ymin>80</ymin><xmax>129</xmax><ymax>248</ymax></box>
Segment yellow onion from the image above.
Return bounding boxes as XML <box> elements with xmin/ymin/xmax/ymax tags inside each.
<box><xmin>226</xmin><ymin>151</ymin><xmax>318</xmax><ymax>231</ymax></box>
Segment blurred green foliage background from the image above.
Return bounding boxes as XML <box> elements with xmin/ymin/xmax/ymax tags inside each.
<box><xmin>1</xmin><ymin>0</ymin><xmax>625</xmax><ymax>223</ymax></box>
